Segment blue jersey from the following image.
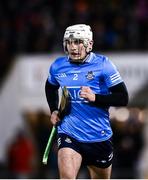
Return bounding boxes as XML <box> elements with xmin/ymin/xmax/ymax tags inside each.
<box><xmin>48</xmin><ymin>52</ymin><xmax>123</xmax><ymax>142</ymax></box>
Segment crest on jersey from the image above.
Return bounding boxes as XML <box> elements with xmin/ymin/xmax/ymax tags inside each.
<box><xmin>86</xmin><ymin>71</ymin><xmax>95</xmax><ymax>80</ymax></box>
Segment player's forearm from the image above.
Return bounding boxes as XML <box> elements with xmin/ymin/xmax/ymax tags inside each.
<box><xmin>45</xmin><ymin>79</ymin><xmax>59</xmax><ymax>113</ymax></box>
<box><xmin>94</xmin><ymin>82</ymin><xmax>129</xmax><ymax>107</ymax></box>
<box><xmin>94</xmin><ymin>92</ymin><xmax>128</xmax><ymax>107</ymax></box>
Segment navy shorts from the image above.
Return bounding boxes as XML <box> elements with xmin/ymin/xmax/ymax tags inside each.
<box><xmin>57</xmin><ymin>133</ymin><xmax>113</xmax><ymax>168</ymax></box>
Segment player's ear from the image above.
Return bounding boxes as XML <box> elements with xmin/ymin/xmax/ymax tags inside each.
<box><xmin>87</xmin><ymin>40</ymin><xmax>93</xmax><ymax>52</ymax></box>
<box><xmin>89</xmin><ymin>47</ymin><xmax>92</xmax><ymax>51</ymax></box>
<box><xmin>63</xmin><ymin>41</ymin><xmax>68</xmax><ymax>54</ymax></box>
<box><xmin>90</xmin><ymin>40</ymin><xmax>94</xmax><ymax>47</ymax></box>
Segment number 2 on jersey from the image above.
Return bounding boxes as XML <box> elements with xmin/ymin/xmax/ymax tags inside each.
<box><xmin>73</xmin><ymin>74</ymin><xmax>78</xmax><ymax>80</ymax></box>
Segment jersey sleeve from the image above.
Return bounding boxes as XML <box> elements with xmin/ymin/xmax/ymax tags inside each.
<box><xmin>47</xmin><ymin>64</ymin><xmax>59</xmax><ymax>86</ymax></box>
<box><xmin>102</xmin><ymin>57</ymin><xmax>123</xmax><ymax>88</ymax></box>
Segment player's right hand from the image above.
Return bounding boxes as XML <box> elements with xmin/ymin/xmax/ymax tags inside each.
<box><xmin>80</xmin><ymin>86</ymin><xmax>95</xmax><ymax>102</ymax></box>
<box><xmin>50</xmin><ymin>110</ymin><xmax>60</xmax><ymax>125</ymax></box>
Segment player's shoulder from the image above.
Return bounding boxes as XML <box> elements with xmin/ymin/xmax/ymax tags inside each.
<box><xmin>53</xmin><ymin>55</ymin><xmax>68</xmax><ymax>64</ymax></box>
<box><xmin>92</xmin><ymin>52</ymin><xmax>110</xmax><ymax>64</ymax></box>
<box><xmin>50</xmin><ymin>55</ymin><xmax>68</xmax><ymax>68</ymax></box>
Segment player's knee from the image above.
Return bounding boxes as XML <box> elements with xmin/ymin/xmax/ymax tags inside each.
<box><xmin>59</xmin><ymin>170</ymin><xmax>76</xmax><ymax>179</ymax></box>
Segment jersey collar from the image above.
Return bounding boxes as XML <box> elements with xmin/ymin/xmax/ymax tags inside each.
<box><xmin>85</xmin><ymin>52</ymin><xmax>94</xmax><ymax>63</ymax></box>
<box><xmin>68</xmin><ymin>52</ymin><xmax>94</xmax><ymax>64</ymax></box>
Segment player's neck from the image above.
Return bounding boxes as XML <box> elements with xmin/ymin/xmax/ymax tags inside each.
<box><xmin>69</xmin><ymin>53</ymin><xmax>90</xmax><ymax>64</ymax></box>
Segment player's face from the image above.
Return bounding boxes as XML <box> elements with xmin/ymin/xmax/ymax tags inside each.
<box><xmin>66</xmin><ymin>39</ymin><xmax>87</xmax><ymax>62</ymax></box>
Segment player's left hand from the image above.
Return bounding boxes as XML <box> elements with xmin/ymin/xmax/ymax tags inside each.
<box><xmin>80</xmin><ymin>86</ymin><xmax>95</xmax><ymax>102</ymax></box>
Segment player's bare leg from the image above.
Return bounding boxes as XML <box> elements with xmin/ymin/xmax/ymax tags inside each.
<box><xmin>87</xmin><ymin>164</ymin><xmax>112</xmax><ymax>179</ymax></box>
<box><xmin>58</xmin><ymin>147</ymin><xmax>82</xmax><ymax>179</ymax></box>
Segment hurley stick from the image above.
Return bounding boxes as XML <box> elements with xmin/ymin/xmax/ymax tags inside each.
<box><xmin>42</xmin><ymin>86</ymin><xmax>70</xmax><ymax>165</ymax></box>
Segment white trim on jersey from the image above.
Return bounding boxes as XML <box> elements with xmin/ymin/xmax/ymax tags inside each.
<box><xmin>110</xmin><ymin>72</ymin><xmax>121</xmax><ymax>83</ymax></box>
